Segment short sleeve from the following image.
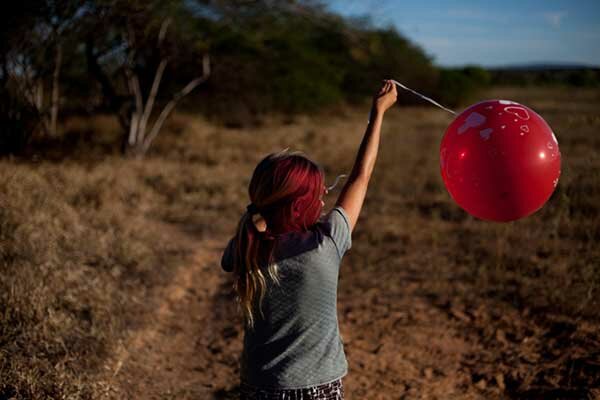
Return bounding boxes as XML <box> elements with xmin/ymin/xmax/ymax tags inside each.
<box><xmin>325</xmin><ymin>206</ymin><xmax>352</xmax><ymax>258</ymax></box>
<box><xmin>220</xmin><ymin>238</ymin><xmax>235</xmax><ymax>272</ymax></box>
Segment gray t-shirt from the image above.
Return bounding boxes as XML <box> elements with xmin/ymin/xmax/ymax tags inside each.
<box><xmin>221</xmin><ymin>206</ymin><xmax>352</xmax><ymax>389</ymax></box>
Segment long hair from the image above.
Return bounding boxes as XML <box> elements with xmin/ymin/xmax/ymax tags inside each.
<box><xmin>233</xmin><ymin>149</ymin><xmax>325</xmax><ymax>327</ymax></box>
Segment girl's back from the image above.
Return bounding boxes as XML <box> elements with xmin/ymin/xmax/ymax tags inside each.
<box><xmin>222</xmin><ymin>206</ymin><xmax>352</xmax><ymax>388</ymax></box>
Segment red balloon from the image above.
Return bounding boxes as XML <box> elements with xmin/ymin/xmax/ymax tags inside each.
<box><xmin>440</xmin><ymin>100</ymin><xmax>561</xmax><ymax>222</ymax></box>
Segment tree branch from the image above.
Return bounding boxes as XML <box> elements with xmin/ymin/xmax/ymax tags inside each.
<box><xmin>137</xmin><ymin>58</ymin><xmax>168</xmax><ymax>144</ymax></box>
<box><xmin>141</xmin><ymin>54</ymin><xmax>210</xmax><ymax>154</ymax></box>
<box><xmin>157</xmin><ymin>18</ymin><xmax>172</xmax><ymax>48</ymax></box>
<box><xmin>50</xmin><ymin>42</ymin><xmax>62</xmax><ymax>137</ymax></box>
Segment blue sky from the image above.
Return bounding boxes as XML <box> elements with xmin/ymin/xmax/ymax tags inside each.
<box><xmin>325</xmin><ymin>0</ymin><xmax>600</xmax><ymax>67</ymax></box>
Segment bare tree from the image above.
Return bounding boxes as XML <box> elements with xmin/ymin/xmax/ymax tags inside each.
<box><xmin>4</xmin><ymin>2</ymin><xmax>83</xmax><ymax>138</ymax></box>
<box><xmin>122</xmin><ymin>18</ymin><xmax>210</xmax><ymax>157</ymax></box>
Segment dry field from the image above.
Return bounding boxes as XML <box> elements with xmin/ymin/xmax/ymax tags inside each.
<box><xmin>1</xmin><ymin>87</ymin><xmax>599</xmax><ymax>399</ymax></box>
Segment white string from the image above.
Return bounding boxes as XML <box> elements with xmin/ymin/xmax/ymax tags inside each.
<box><xmin>327</xmin><ymin>81</ymin><xmax>455</xmax><ymax>194</ymax></box>
<box><xmin>326</xmin><ymin>174</ymin><xmax>347</xmax><ymax>191</ymax></box>
<box><xmin>390</xmin><ymin>79</ymin><xmax>457</xmax><ymax>115</ymax></box>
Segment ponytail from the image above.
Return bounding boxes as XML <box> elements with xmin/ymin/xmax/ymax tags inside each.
<box><xmin>233</xmin><ymin>208</ymin><xmax>279</xmax><ymax>328</ymax></box>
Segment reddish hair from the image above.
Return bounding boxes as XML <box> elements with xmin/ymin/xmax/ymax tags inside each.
<box><xmin>233</xmin><ymin>149</ymin><xmax>325</xmax><ymax>327</ymax></box>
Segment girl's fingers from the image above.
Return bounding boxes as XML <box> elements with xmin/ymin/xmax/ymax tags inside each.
<box><xmin>378</xmin><ymin>79</ymin><xmax>394</xmax><ymax>96</ymax></box>
<box><xmin>382</xmin><ymin>82</ymin><xmax>390</xmax><ymax>94</ymax></box>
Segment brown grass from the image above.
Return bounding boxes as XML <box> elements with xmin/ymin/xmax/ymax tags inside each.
<box><xmin>1</xmin><ymin>86</ymin><xmax>599</xmax><ymax>398</ymax></box>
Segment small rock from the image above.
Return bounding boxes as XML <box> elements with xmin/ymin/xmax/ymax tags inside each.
<box><xmin>451</xmin><ymin>308</ymin><xmax>471</xmax><ymax>323</ymax></box>
<box><xmin>495</xmin><ymin>373</ymin><xmax>506</xmax><ymax>390</ymax></box>
<box><xmin>424</xmin><ymin>367</ymin><xmax>434</xmax><ymax>379</ymax></box>
<box><xmin>496</xmin><ymin>329</ymin><xmax>508</xmax><ymax>345</ymax></box>
<box><xmin>475</xmin><ymin>379</ymin><xmax>487</xmax><ymax>390</ymax></box>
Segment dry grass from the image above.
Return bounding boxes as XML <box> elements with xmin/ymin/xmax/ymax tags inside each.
<box><xmin>0</xmin><ymin>160</ymin><xmax>191</xmax><ymax>397</ymax></box>
<box><xmin>0</xmin><ymin>86</ymin><xmax>599</xmax><ymax>398</ymax></box>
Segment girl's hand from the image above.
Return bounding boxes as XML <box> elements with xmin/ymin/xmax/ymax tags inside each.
<box><xmin>372</xmin><ymin>80</ymin><xmax>397</xmax><ymax>114</ymax></box>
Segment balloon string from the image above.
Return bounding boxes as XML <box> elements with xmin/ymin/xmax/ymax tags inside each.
<box><xmin>390</xmin><ymin>79</ymin><xmax>456</xmax><ymax>115</ymax></box>
<box><xmin>329</xmin><ymin>81</ymin><xmax>455</xmax><ymax>194</ymax></box>
<box><xmin>326</xmin><ymin>174</ymin><xmax>347</xmax><ymax>191</ymax></box>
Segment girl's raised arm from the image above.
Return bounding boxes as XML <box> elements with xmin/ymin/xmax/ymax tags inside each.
<box><xmin>335</xmin><ymin>80</ymin><xmax>397</xmax><ymax>232</ymax></box>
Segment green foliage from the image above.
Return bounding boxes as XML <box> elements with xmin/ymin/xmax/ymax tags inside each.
<box><xmin>566</xmin><ymin>69</ymin><xmax>600</xmax><ymax>87</ymax></box>
<box><xmin>489</xmin><ymin>67</ymin><xmax>600</xmax><ymax>87</ymax></box>
<box><xmin>436</xmin><ymin>66</ymin><xmax>491</xmax><ymax>107</ymax></box>
<box><xmin>340</xmin><ymin>27</ymin><xmax>438</xmax><ymax>104</ymax></box>
<box><xmin>196</xmin><ymin>9</ymin><xmax>449</xmax><ymax>123</ymax></box>
<box><xmin>206</xmin><ymin>12</ymin><xmax>348</xmax><ymax>116</ymax></box>
<box><xmin>1</xmin><ymin>0</ymin><xmax>492</xmax><ymax>147</ymax></box>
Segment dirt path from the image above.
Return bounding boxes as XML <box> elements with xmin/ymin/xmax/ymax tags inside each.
<box><xmin>338</xmin><ymin>260</ymin><xmax>487</xmax><ymax>400</ymax></box>
<box><xmin>97</xmin><ymin>223</ymin><xmax>242</xmax><ymax>399</ymax></box>
<box><xmin>95</xmin><ymin>220</ymin><xmax>598</xmax><ymax>399</ymax></box>
<box><xmin>93</xmin><ymin>222</ymin><xmax>490</xmax><ymax>400</ymax></box>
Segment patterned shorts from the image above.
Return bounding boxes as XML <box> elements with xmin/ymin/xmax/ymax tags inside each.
<box><xmin>240</xmin><ymin>379</ymin><xmax>344</xmax><ymax>400</ymax></box>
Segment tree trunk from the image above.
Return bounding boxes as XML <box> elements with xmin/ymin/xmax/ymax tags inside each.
<box><xmin>140</xmin><ymin>57</ymin><xmax>210</xmax><ymax>154</ymax></box>
<box><xmin>50</xmin><ymin>43</ymin><xmax>62</xmax><ymax>137</ymax></box>
<box><xmin>85</xmin><ymin>37</ymin><xmax>128</xmax><ymax>132</ymax></box>
<box><xmin>119</xmin><ymin>18</ymin><xmax>210</xmax><ymax>158</ymax></box>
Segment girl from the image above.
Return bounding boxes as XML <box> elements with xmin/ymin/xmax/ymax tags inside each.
<box><xmin>221</xmin><ymin>80</ymin><xmax>397</xmax><ymax>399</ymax></box>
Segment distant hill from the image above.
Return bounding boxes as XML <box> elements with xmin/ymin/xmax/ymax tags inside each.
<box><xmin>486</xmin><ymin>63</ymin><xmax>600</xmax><ymax>87</ymax></box>
<box><xmin>488</xmin><ymin>62</ymin><xmax>600</xmax><ymax>71</ymax></box>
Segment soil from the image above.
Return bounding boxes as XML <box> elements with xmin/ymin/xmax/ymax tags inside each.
<box><xmin>96</xmin><ymin>219</ymin><xmax>600</xmax><ymax>399</ymax></box>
